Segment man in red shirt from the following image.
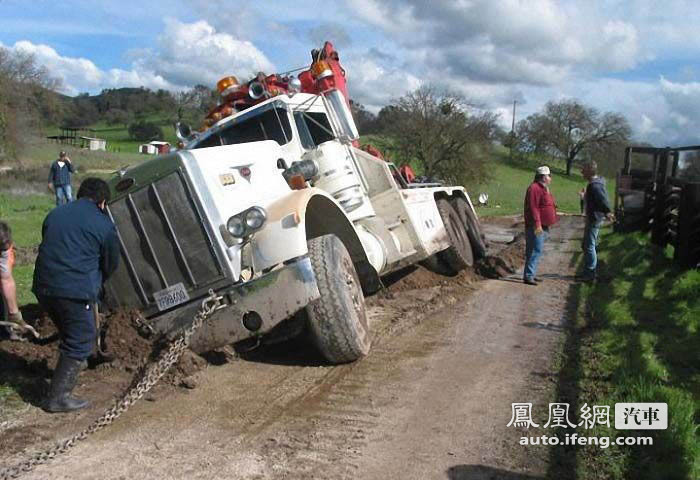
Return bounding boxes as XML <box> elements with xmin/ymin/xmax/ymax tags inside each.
<box><xmin>523</xmin><ymin>166</ymin><xmax>558</xmax><ymax>285</ymax></box>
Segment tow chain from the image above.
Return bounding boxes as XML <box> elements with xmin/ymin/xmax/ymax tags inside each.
<box><xmin>0</xmin><ymin>290</ymin><xmax>224</xmax><ymax>480</ymax></box>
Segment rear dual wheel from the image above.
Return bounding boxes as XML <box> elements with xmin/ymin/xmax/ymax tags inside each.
<box><xmin>450</xmin><ymin>196</ymin><xmax>487</xmax><ymax>260</ymax></box>
<box><xmin>436</xmin><ymin>198</ymin><xmax>474</xmax><ymax>272</ymax></box>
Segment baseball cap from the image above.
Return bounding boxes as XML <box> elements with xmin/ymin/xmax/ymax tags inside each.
<box><xmin>536</xmin><ymin>166</ymin><xmax>551</xmax><ymax>175</ymax></box>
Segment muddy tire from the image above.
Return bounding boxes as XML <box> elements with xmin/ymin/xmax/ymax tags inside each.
<box><xmin>436</xmin><ymin>198</ymin><xmax>474</xmax><ymax>271</ymax></box>
<box><xmin>305</xmin><ymin>234</ymin><xmax>371</xmax><ymax>364</ymax></box>
<box><xmin>451</xmin><ymin>197</ymin><xmax>488</xmax><ymax>259</ymax></box>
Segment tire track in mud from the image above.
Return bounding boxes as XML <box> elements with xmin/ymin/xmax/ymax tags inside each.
<box><xmin>236</xmin><ymin>295</ymin><xmax>470</xmax><ymax>479</ymax></box>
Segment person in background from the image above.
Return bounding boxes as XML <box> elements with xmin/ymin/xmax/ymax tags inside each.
<box><xmin>33</xmin><ymin>178</ymin><xmax>119</xmax><ymax>412</ymax></box>
<box><xmin>578</xmin><ymin>161</ymin><xmax>614</xmax><ymax>282</ymax></box>
<box><xmin>0</xmin><ymin>221</ymin><xmax>29</xmax><ymax>340</ymax></box>
<box><xmin>523</xmin><ymin>166</ymin><xmax>559</xmax><ymax>285</ymax></box>
<box><xmin>48</xmin><ymin>151</ymin><xmax>74</xmax><ymax>206</ymax></box>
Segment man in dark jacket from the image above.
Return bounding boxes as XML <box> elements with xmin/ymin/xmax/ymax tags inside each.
<box><xmin>523</xmin><ymin>166</ymin><xmax>559</xmax><ymax>285</ymax></box>
<box><xmin>33</xmin><ymin>177</ymin><xmax>120</xmax><ymax>412</ymax></box>
<box><xmin>578</xmin><ymin>161</ymin><xmax>614</xmax><ymax>282</ymax></box>
<box><xmin>48</xmin><ymin>151</ymin><xmax>75</xmax><ymax>206</ymax></box>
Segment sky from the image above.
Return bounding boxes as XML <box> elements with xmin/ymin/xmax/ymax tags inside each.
<box><xmin>1</xmin><ymin>0</ymin><xmax>699</xmax><ymax>146</ymax></box>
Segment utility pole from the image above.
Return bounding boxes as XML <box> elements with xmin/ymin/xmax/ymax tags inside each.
<box><xmin>510</xmin><ymin>100</ymin><xmax>517</xmax><ymax>161</ymax></box>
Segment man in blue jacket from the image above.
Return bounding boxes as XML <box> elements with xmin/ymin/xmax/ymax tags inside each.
<box><xmin>579</xmin><ymin>161</ymin><xmax>615</xmax><ymax>282</ymax></box>
<box><xmin>33</xmin><ymin>177</ymin><xmax>120</xmax><ymax>412</ymax></box>
<box><xmin>48</xmin><ymin>151</ymin><xmax>74</xmax><ymax>206</ymax></box>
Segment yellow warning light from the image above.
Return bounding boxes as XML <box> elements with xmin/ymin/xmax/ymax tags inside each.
<box><xmin>310</xmin><ymin>61</ymin><xmax>333</xmax><ymax>79</ymax></box>
<box><xmin>217</xmin><ymin>76</ymin><xmax>240</xmax><ymax>95</ymax></box>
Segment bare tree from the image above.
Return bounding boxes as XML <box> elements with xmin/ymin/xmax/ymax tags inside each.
<box><xmin>377</xmin><ymin>86</ymin><xmax>499</xmax><ymax>186</ymax></box>
<box><xmin>173</xmin><ymin>84</ymin><xmax>216</xmax><ymax>123</ymax></box>
<box><xmin>516</xmin><ymin>99</ymin><xmax>631</xmax><ymax>175</ymax></box>
<box><xmin>0</xmin><ymin>47</ymin><xmax>62</xmax><ymax>162</ymax></box>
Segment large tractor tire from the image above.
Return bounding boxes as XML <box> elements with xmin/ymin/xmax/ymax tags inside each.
<box><xmin>436</xmin><ymin>198</ymin><xmax>474</xmax><ymax>271</ymax></box>
<box><xmin>305</xmin><ymin>234</ymin><xmax>371</xmax><ymax>364</ymax></box>
<box><xmin>450</xmin><ymin>196</ymin><xmax>488</xmax><ymax>259</ymax></box>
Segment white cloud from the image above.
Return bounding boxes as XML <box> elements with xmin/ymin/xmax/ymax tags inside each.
<box><xmin>3</xmin><ymin>19</ymin><xmax>273</xmax><ymax>95</ymax></box>
<box><xmin>344</xmin><ymin>55</ymin><xmax>422</xmax><ymax>112</ymax></box>
<box><xmin>7</xmin><ymin>40</ymin><xmax>176</xmax><ymax>95</ymax></box>
<box><xmin>144</xmin><ymin>18</ymin><xmax>275</xmax><ymax>88</ymax></box>
<box><xmin>347</xmin><ymin>0</ymin><xmax>640</xmax><ymax>86</ymax></box>
<box><xmin>639</xmin><ymin>114</ymin><xmax>661</xmax><ymax>138</ymax></box>
<box><xmin>10</xmin><ymin>41</ymin><xmax>105</xmax><ymax>94</ymax></box>
<box><xmin>520</xmin><ymin>76</ymin><xmax>700</xmax><ymax>147</ymax></box>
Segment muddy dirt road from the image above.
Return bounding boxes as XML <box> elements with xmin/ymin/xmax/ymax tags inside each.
<box><xmin>2</xmin><ymin>216</ymin><xmax>583</xmax><ymax>479</ymax></box>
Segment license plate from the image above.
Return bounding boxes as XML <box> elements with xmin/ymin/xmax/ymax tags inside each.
<box><xmin>153</xmin><ymin>282</ymin><xmax>190</xmax><ymax>311</ymax></box>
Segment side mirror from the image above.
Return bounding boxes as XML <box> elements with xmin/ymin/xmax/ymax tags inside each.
<box><xmin>322</xmin><ymin>89</ymin><xmax>359</xmax><ymax>143</ymax></box>
<box><xmin>175</xmin><ymin>122</ymin><xmax>194</xmax><ymax>142</ymax></box>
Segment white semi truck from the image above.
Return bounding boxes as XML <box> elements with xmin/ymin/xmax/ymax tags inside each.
<box><xmin>103</xmin><ymin>42</ymin><xmax>486</xmax><ymax>363</ymax></box>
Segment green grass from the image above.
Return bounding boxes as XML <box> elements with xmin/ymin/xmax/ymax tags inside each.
<box><xmin>359</xmin><ymin>136</ymin><xmax>595</xmax><ymax>217</ymax></box>
<box><xmin>567</xmin><ymin>231</ymin><xmax>700</xmax><ymax>479</ymax></box>
<box><xmin>0</xmin><ymin>193</ymin><xmax>53</xmax><ymax>305</ymax></box>
<box><xmin>0</xmin><ymin>193</ymin><xmax>53</xmax><ymax>248</ymax></box>
<box><xmin>475</xmin><ymin>150</ymin><xmax>593</xmax><ymax>217</ymax></box>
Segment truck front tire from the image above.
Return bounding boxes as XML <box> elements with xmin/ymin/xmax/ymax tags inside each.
<box><xmin>436</xmin><ymin>198</ymin><xmax>474</xmax><ymax>271</ymax></box>
<box><xmin>305</xmin><ymin>234</ymin><xmax>371</xmax><ymax>364</ymax></box>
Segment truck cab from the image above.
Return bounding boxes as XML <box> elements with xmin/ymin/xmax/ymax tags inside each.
<box><xmin>103</xmin><ymin>43</ymin><xmax>486</xmax><ymax>364</ymax></box>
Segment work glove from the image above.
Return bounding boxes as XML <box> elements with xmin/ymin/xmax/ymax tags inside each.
<box><xmin>8</xmin><ymin>311</ymin><xmax>27</xmax><ymax>327</ymax></box>
<box><xmin>535</xmin><ymin>225</ymin><xmax>544</xmax><ymax>236</ymax></box>
<box><xmin>5</xmin><ymin>311</ymin><xmax>39</xmax><ymax>339</ymax></box>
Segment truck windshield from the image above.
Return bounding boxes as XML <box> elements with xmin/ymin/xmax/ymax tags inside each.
<box><xmin>293</xmin><ymin>112</ymin><xmax>335</xmax><ymax>149</ymax></box>
<box><xmin>192</xmin><ymin>107</ymin><xmax>293</xmax><ymax>149</ymax></box>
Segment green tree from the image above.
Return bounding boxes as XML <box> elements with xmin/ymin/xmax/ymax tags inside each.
<box><xmin>516</xmin><ymin>99</ymin><xmax>631</xmax><ymax>175</ymax></box>
<box><xmin>128</xmin><ymin>120</ymin><xmax>163</xmax><ymax>141</ymax></box>
<box><xmin>378</xmin><ymin>85</ymin><xmax>499</xmax><ymax>186</ymax></box>
<box><xmin>349</xmin><ymin>99</ymin><xmax>377</xmax><ymax>134</ymax></box>
<box><xmin>104</xmin><ymin>108</ymin><xmax>132</xmax><ymax>127</ymax></box>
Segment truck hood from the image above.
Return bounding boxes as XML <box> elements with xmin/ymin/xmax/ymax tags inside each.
<box><xmin>180</xmin><ymin>140</ymin><xmax>293</xmax><ymax>216</ymax></box>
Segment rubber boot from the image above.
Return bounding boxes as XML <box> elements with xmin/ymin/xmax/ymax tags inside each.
<box><xmin>43</xmin><ymin>354</ymin><xmax>90</xmax><ymax>413</ymax></box>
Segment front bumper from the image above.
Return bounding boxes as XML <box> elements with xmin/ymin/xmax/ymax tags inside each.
<box><xmin>153</xmin><ymin>256</ymin><xmax>319</xmax><ymax>353</ymax></box>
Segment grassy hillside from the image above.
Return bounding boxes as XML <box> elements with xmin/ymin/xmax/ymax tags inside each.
<box><xmin>44</xmin><ymin>114</ymin><xmax>179</xmax><ymax>154</ymax></box>
<box><xmin>359</xmin><ymin>136</ymin><xmax>595</xmax><ymax>217</ymax></box>
<box><xmin>474</xmin><ymin>150</ymin><xmax>592</xmax><ymax>217</ymax></box>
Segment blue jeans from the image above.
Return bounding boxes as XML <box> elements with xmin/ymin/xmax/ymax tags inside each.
<box><xmin>55</xmin><ymin>185</ymin><xmax>72</xmax><ymax>206</ymax></box>
<box><xmin>582</xmin><ymin>221</ymin><xmax>601</xmax><ymax>278</ymax></box>
<box><xmin>37</xmin><ymin>295</ymin><xmax>96</xmax><ymax>361</ymax></box>
<box><xmin>524</xmin><ymin>226</ymin><xmax>549</xmax><ymax>281</ymax></box>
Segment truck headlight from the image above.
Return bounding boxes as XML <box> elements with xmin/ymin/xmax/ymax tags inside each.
<box><xmin>226</xmin><ymin>207</ymin><xmax>267</xmax><ymax>239</ymax></box>
<box><xmin>245</xmin><ymin>207</ymin><xmax>266</xmax><ymax>230</ymax></box>
<box><xmin>227</xmin><ymin>216</ymin><xmax>246</xmax><ymax>237</ymax></box>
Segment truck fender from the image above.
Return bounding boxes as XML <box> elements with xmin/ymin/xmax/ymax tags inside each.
<box><xmin>255</xmin><ymin>188</ymin><xmax>381</xmax><ymax>294</ymax></box>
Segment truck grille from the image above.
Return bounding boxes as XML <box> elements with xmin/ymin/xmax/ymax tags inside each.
<box><xmin>104</xmin><ymin>170</ymin><xmax>226</xmax><ymax>314</ymax></box>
